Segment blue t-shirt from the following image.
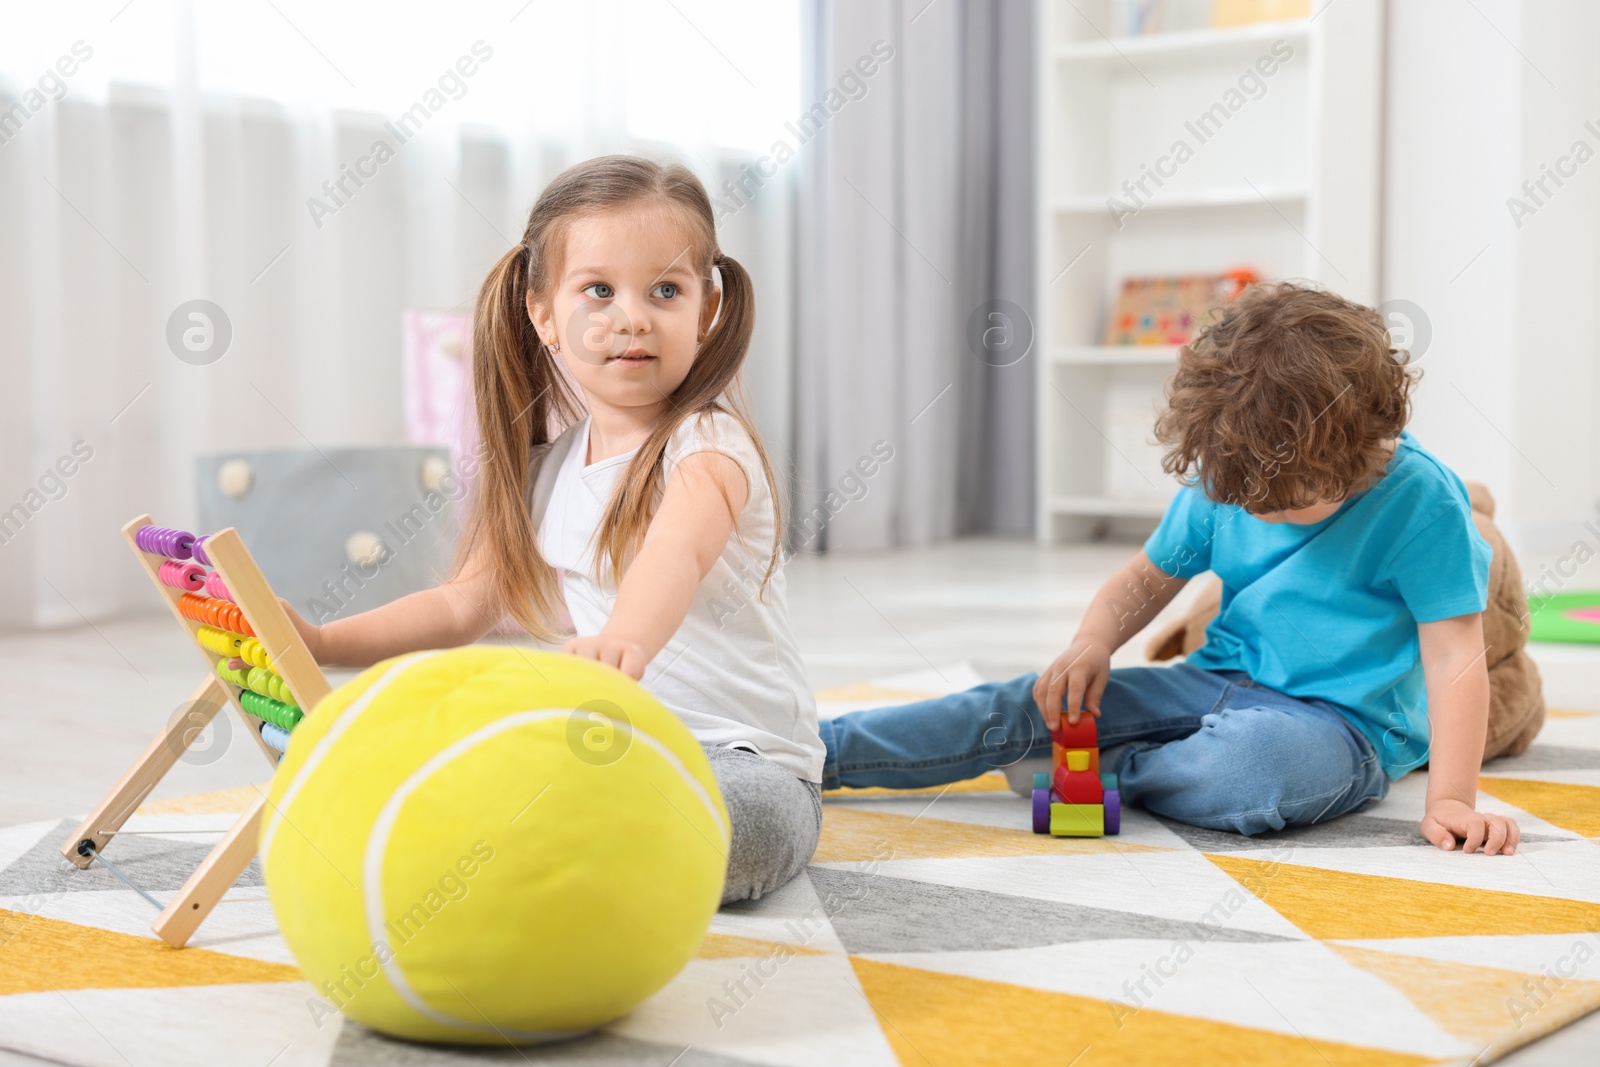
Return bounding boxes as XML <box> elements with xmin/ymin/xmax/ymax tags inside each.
<box><xmin>1142</xmin><ymin>430</ymin><xmax>1492</xmax><ymax>779</ymax></box>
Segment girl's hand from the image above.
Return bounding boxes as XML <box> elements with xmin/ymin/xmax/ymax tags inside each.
<box><xmin>1421</xmin><ymin>799</ymin><xmax>1520</xmax><ymax>855</ymax></box>
<box><xmin>278</xmin><ymin>598</ymin><xmax>323</xmax><ymax>661</ymax></box>
<box><xmin>1033</xmin><ymin>638</ymin><xmax>1111</xmax><ymax>733</ymax></box>
<box><xmin>562</xmin><ymin>635</ymin><xmax>648</xmax><ymax>680</ymax></box>
<box><xmin>229</xmin><ymin>597</ymin><xmax>322</xmax><ymax>670</ymax></box>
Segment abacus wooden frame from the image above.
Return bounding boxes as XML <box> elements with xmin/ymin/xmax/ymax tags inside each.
<box><xmin>58</xmin><ymin>515</ymin><xmax>332</xmax><ymax>948</ymax></box>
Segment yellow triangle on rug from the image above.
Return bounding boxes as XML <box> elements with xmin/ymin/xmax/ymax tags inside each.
<box><xmin>135</xmin><ymin>782</ymin><xmax>270</xmax><ymax>816</ymax></box>
<box><xmin>824</xmin><ymin>772</ymin><xmax>1016</xmax><ymax>798</ymax></box>
<box><xmin>813</xmin><ymin>806</ymin><xmax>1173</xmax><ymax>864</ymax></box>
<box><xmin>1208</xmin><ymin>856</ymin><xmax>1600</xmax><ymax>940</ymax></box>
<box><xmin>847</xmin><ymin>955</ymin><xmax>1446</xmax><ymax>1066</ymax></box>
<box><xmin>0</xmin><ymin>908</ymin><xmax>302</xmax><ymax>995</ymax></box>
<box><xmin>696</xmin><ymin>931</ymin><xmax>831</xmax><ymax>960</ymax></box>
<box><xmin>1477</xmin><ymin>777</ymin><xmax>1600</xmax><ymax>837</ymax></box>
<box><xmin>1328</xmin><ymin>942</ymin><xmax>1600</xmax><ymax>1047</ymax></box>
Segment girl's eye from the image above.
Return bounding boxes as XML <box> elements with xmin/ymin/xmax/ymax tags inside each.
<box><xmin>653</xmin><ymin>283</ymin><xmax>678</xmax><ymax>299</ymax></box>
<box><xmin>581</xmin><ymin>282</ymin><xmax>613</xmax><ymax>299</ymax></box>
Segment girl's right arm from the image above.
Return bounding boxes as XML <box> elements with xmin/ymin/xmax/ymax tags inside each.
<box><xmin>1032</xmin><ymin>549</ymin><xmax>1188</xmax><ymax>731</ymax></box>
<box><xmin>282</xmin><ymin>547</ymin><xmax>501</xmax><ymax>669</ymax></box>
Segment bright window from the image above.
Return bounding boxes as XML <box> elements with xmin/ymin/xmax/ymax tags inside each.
<box><xmin>0</xmin><ymin>1</ymin><xmax>800</xmax><ymax>153</ymax></box>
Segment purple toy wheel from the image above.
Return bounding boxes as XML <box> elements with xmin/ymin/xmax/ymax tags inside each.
<box><xmin>1031</xmin><ymin>788</ymin><xmax>1050</xmax><ymax>834</ymax></box>
<box><xmin>1103</xmin><ymin>788</ymin><xmax>1121</xmax><ymax>835</ymax></box>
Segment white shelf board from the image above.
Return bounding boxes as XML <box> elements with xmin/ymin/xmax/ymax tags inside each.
<box><xmin>1051</xmin><ymin>345</ymin><xmax>1181</xmax><ymax>365</ymax></box>
<box><xmin>1052</xmin><ymin>186</ymin><xmax>1308</xmax><ymax>215</ymax></box>
<box><xmin>1052</xmin><ymin>20</ymin><xmax>1310</xmax><ymax>67</ymax></box>
<box><xmin>1049</xmin><ymin>495</ymin><xmax>1172</xmax><ymax>519</ymax></box>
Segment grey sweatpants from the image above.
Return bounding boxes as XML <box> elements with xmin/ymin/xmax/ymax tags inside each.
<box><xmin>703</xmin><ymin>745</ymin><xmax>822</xmax><ymax>906</ymax></box>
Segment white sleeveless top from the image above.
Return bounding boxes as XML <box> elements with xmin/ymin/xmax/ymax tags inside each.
<box><xmin>535</xmin><ymin>411</ymin><xmax>823</xmax><ymax>783</ymax></box>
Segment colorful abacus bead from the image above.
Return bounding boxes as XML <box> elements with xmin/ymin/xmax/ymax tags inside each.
<box><xmin>203</xmin><ymin>571</ymin><xmax>233</xmax><ymax>602</ymax></box>
<box><xmin>157</xmin><ymin>560</ymin><xmax>207</xmax><ymax>592</ymax></box>
<box><xmin>235</xmin><ymin>637</ymin><xmax>272</xmax><ymax>670</ymax></box>
<box><xmin>246</xmin><ymin>665</ymin><xmax>292</xmax><ymax>703</ymax></box>
<box><xmin>177</xmin><ymin>592</ymin><xmax>254</xmax><ymax>637</ymax></box>
<box><xmin>259</xmin><ymin>722</ymin><xmax>292</xmax><ymax>753</ymax></box>
<box><xmin>196</xmin><ymin>625</ymin><xmax>245</xmax><ymax>659</ymax></box>
<box><xmin>191</xmin><ymin>534</ymin><xmax>212</xmax><ymax>567</ymax></box>
<box><xmin>217</xmin><ymin>656</ymin><xmax>250</xmax><ymax>689</ymax></box>
<box><xmin>135</xmin><ymin>525</ymin><xmax>197</xmax><ymax>560</ymax></box>
<box><xmin>238</xmin><ymin>689</ymin><xmax>303</xmax><ymax>731</ymax></box>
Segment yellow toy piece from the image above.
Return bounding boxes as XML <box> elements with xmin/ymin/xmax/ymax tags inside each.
<box><xmin>1049</xmin><ymin>802</ymin><xmax>1104</xmax><ymax>837</ymax></box>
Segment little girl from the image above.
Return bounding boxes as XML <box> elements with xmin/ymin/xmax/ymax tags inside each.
<box><xmin>277</xmin><ymin>155</ymin><xmax>824</xmax><ymax>904</ymax></box>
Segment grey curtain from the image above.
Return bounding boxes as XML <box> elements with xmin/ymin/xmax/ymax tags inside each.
<box><xmin>792</xmin><ymin>0</ymin><xmax>1036</xmax><ymax>552</ymax></box>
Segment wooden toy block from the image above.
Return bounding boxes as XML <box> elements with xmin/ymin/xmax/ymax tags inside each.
<box><xmin>1050</xmin><ymin>802</ymin><xmax>1104</xmax><ymax>837</ymax></box>
<box><xmin>1053</xmin><ymin>765</ymin><xmax>1104</xmax><ymax>804</ymax></box>
<box><xmin>1034</xmin><ymin>720</ymin><xmax>1110</xmax><ymax>838</ymax></box>
<box><xmin>1055</xmin><ymin>743</ymin><xmax>1099</xmax><ymax>774</ymax></box>
<box><xmin>1052</xmin><ymin>715</ymin><xmax>1098</xmax><ymax>750</ymax></box>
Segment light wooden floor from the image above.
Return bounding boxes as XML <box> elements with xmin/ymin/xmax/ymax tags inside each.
<box><xmin>2</xmin><ymin>536</ymin><xmax>1597</xmax><ymax>1064</ymax></box>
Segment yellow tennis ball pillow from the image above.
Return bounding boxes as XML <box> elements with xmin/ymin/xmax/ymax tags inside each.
<box><xmin>259</xmin><ymin>646</ymin><xmax>729</xmax><ymax>1046</ymax></box>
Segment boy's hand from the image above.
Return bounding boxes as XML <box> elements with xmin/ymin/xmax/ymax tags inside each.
<box><xmin>1033</xmin><ymin>639</ymin><xmax>1111</xmax><ymax>732</ymax></box>
<box><xmin>1420</xmin><ymin>799</ymin><xmax>1520</xmax><ymax>855</ymax></box>
<box><xmin>562</xmin><ymin>635</ymin><xmax>648</xmax><ymax>680</ymax></box>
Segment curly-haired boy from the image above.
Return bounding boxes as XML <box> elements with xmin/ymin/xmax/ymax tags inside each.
<box><xmin>820</xmin><ymin>282</ymin><xmax>1516</xmax><ymax>854</ymax></box>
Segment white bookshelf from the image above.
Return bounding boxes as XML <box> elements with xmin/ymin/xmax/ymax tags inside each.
<box><xmin>1033</xmin><ymin>1</ymin><xmax>1383</xmax><ymax>541</ymax></box>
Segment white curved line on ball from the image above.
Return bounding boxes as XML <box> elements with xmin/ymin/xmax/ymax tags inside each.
<box><xmin>260</xmin><ymin>651</ymin><xmax>442</xmax><ymax>878</ymax></box>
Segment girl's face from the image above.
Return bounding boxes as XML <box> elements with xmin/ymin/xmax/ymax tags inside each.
<box><xmin>529</xmin><ymin>204</ymin><xmax>720</xmax><ymax>418</ymax></box>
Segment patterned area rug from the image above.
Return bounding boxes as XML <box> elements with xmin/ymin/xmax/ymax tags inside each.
<box><xmin>4</xmin><ymin>664</ymin><xmax>1600</xmax><ymax>1066</ymax></box>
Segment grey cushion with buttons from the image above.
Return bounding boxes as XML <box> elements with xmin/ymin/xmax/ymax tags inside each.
<box><xmin>195</xmin><ymin>447</ymin><xmax>460</xmax><ymax>624</ymax></box>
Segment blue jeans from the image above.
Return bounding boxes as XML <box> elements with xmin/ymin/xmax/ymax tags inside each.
<box><xmin>819</xmin><ymin>662</ymin><xmax>1390</xmax><ymax>835</ymax></box>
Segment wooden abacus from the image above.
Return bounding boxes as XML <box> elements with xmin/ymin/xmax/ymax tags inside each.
<box><xmin>59</xmin><ymin>516</ymin><xmax>331</xmax><ymax>947</ymax></box>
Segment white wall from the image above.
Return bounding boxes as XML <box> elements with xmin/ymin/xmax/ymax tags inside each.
<box><xmin>1383</xmin><ymin>0</ymin><xmax>1600</xmax><ymax>570</ymax></box>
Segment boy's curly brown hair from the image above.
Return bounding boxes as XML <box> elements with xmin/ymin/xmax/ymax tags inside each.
<box><xmin>1152</xmin><ymin>281</ymin><xmax>1420</xmax><ymax>513</ymax></box>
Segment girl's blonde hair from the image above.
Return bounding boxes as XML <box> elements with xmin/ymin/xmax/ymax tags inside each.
<box><xmin>455</xmin><ymin>154</ymin><xmax>782</xmax><ymax>641</ymax></box>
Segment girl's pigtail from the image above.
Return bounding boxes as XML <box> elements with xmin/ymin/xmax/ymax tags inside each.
<box><xmin>453</xmin><ymin>243</ymin><xmax>578</xmax><ymax>641</ymax></box>
<box><xmin>701</xmin><ymin>254</ymin><xmax>787</xmax><ymax>594</ymax></box>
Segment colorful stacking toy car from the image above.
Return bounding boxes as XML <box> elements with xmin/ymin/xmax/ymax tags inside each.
<box><xmin>1030</xmin><ymin>714</ymin><xmax>1120</xmax><ymax>836</ymax></box>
